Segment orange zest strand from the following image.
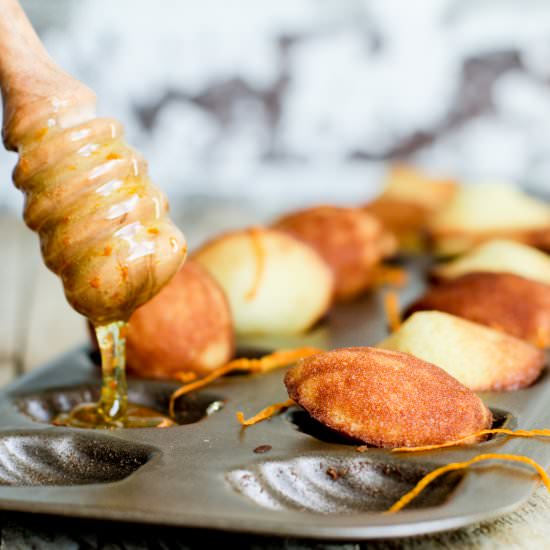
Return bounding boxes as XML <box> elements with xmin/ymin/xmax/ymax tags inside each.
<box><xmin>387</xmin><ymin>453</ymin><xmax>550</xmax><ymax>513</ymax></box>
<box><xmin>391</xmin><ymin>428</ymin><xmax>550</xmax><ymax>453</ymax></box>
<box><xmin>372</xmin><ymin>265</ymin><xmax>408</xmax><ymax>288</ymax></box>
<box><xmin>169</xmin><ymin>347</ymin><xmax>322</xmax><ymax>418</ymax></box>
<box><xmin>221</xmin><ymin>347</ymin><xmax>322</xmax><ymax>375</ymax></box>
<box><xmin>236</xmin><ymin>398</ymin><xmax>295</xmax><ymax>427</ymax></box>
<box><xmin>383</xmin><ymin>290</ymin><xmax>402</xmax><ymax>332</ymax></box>
<box><xmin>245</xmin><ymin>226</ymin><xmax>265</xmax><ymax>301</ymax></box>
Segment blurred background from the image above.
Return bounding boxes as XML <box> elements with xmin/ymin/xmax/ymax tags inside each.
<box><xmin>2</xmin><ymin>0</ymin><xmax>550</xmax><ymax>221</ymax></box>
<box><xmin>0</xmin><ymin>0</ymin><xmax>549</xmax><ymax>377</ymax></box>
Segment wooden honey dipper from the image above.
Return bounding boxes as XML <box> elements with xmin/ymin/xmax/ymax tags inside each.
<box><xmin>0</xmin><ymin>0</ymin><xmax>187</xmax><ymax>326</ymax></box>
<box><xmin>0</xmin><ymin>0</ymin><xmax>187</xmax><ymax>427</ymax></box>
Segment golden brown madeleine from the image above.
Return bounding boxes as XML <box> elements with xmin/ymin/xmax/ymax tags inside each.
<box><xmin>364</xmin><ymin>165</ymin><xmax>457</xmax><ymax>252</ymax></box>
<box><xmin>378</xmin><ymin>312</ymin><xmax>546</xmax><ymax>391</ymax></box>
<box><xmin>285</xmin><ymin>347</ymin><xmax>492</xmax><ymax>448</ymax></box>
<box><xmin>193</xmin><ymin>227</ymin><xmax>334</xmax><ymax>335</ymax></box>
<box><xmin>125</xmin><ymin>261</ymin><xmax>234</xmax><ymax>379</ymax></box>
<box><xmin>427</xmin><ymin>183</ymin><xmax>550</xmax><ymax>256</ymax></box>
<box><xmin>365</xmin><ymin>198</ymin><xmax>427</xmax><ymax>245</ymax></box>
<box><xmin>407</xmin><ymin>273</ymin><xmax>550</xmax><ymax>348</ymax></box>
<box><xmin>273</xmin><ymin>205</ymin><xmax>396</xmax><ymax>301</ymax></box>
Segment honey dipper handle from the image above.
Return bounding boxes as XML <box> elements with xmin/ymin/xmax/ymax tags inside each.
<box><xmin>0</xmin><ymin>0</ymin><xmax>96</xmax><ymax>150</ymax></box>
<box><xmin>0</xmin><ymin>0</ymin><xmax>49</xmax><ymax>78</ymax></box>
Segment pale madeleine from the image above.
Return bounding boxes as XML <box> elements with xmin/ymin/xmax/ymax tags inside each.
<box><xmin>428</xmin><ymin>183</ymin><xmax>550</xmax><ymax>256</ymax></box>
<box><xmin>378</xmin><ymin>311</ymin><xmax>545</xmax><ymax>391</ymax></box>
<box><xmin>193</xmin><ymin>227</ymin><xmax>334</xmax><ymax>335</ymax></box>
<box><xmin>433</xmin><ymin>239</ymin><xmax>550</xmax><ymax>285</ymax></box>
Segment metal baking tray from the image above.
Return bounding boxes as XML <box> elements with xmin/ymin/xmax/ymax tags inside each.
<box><xmin>0</xmin><ymin>257</ymin><xmax>548</xmax><ymax>541</ymax></box>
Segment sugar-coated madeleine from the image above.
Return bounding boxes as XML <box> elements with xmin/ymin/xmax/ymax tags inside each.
<box><xmin>273</xmin><ymin>205</ymin><xmax>396</xmax><ymax>301</ymax></box>
<box><xmin>378</xmin><ymin>312</ymin><xmax>545</xmax><ymax>391</ymax></box>
<box><xmin>428</xmin><ymin>183</ymin><xmax>550</xmax><ymax>256</ymax></box>
<box><xmin>432</xmin><ymin>239</ymin><xmax>550</xmax><ymax>285</ymax></box>
<box><xmin>407</xmin><ymin>273</ymin><xmax>550</xmax><ymax>348</ymax></box>
<box><xmin>125</xmin><ymin>260</ymin><xmax>234</xmax><ymax>379</ymax></box>
<box><xmin>365</xmin><ymin>165</ymin><xmax>457</xmax><ymax>251</ymax></box>
<box><xmin>193</xmin><ymin>227</ymin><xmax>334</xmax><ymax>335</ymax></box>
<box><xmin>285</xmin><ymin>347</ymin><xmax>492</xmax><ymax>448</ymax></box>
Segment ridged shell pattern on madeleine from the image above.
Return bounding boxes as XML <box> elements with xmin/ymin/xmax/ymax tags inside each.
<box><xmin>285</xmin><ymin>347</ymin><xmax>492</xmax><ymax>448</ymax></box>
<box><xmin>378</xmin><ymin>311</ymin><xmax>546</xmax><ymax>391</ymax></box>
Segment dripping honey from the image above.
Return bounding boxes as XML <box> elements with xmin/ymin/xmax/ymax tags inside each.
<box><xmin>54</xmin><ymin>321</ymin><xmax>175</xmax><ymax>429</ymax></box>
<box><xmin>15</xmin><ymin>110</ymin><xmax>185</xmax><ymax>429</ymax></box>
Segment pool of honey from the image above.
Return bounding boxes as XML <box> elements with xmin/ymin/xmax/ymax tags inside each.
<box><xmin>54</xmin><ymin>321</ymin><xmax>174</xmax><ymax>429</ymax></box>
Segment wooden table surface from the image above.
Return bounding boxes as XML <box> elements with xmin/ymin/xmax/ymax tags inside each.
<box><xmin>1</xmin><ymin>209</ymin><xmax>549</xmax><ymax>549</ymax></box>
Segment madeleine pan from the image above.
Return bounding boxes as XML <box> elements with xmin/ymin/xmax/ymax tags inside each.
<box><xmin>0</xmin><ymin>258</ymin><xmax>547</xmax><ymax>540</ymax></box>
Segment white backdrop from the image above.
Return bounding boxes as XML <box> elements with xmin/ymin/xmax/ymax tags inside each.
<box><xmin>1</xmin><ymin>0</ymin><xmax>550</xmax><ymax>213</ymax></box>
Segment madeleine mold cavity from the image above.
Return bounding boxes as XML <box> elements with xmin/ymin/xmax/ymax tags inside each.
<box><xmin>226</xmin><ymin>455</ymin><xmax>462</xmax><ymax>513</ymax></box>
<box><xmin>13</xmin><ymin>380</ymin><xmax>224</xmax><ymax>427</ymax></box>
<box><xmin>285</xmin><ymin>408</ymin><xmax>362</xmax><ymax>445</ymax></box>
<box><xmin>0</xmin><ymin>431</ymin><xmax>154</xmax><ymax>486</ymax></box>
<box><xmin>285</xmin><ymin>407</ymin><xmax>515</xmax><ymax>447</ymax></box>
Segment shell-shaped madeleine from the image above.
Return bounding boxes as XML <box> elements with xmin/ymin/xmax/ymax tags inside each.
<box><xmin>379</xmin><ymin>312</ymin><xmax>545</xmax><ymax>391</ymax></box>
<box><xmin>427</xmin><ymin>183</ymin><xmax>550</xmax><ymax>256</ymax></box>
<box><xmin>407</xmin><ymin>272</ymin><xmax>550</xmax><ymax>348</ymax></box>
<box><xmin>364</xmin><ymin>165</ymin><xmax>457</xmax><ymax>252</ymax></box>
<box><xmin>273</xmin><ymin>205</ymin><xmax>396</xmax><ymax>301</ymax></box>
<box><xmin>193</xmin><ymin>227</ymin><xmax>334</xmax><ymax>335</ymax></box>
<box><xmin>126</xmin><ymin>260</ymin><xmax>234</xmax><ymax>379</ymax></box>
<box><xmin>285</xmin><ymin>347</ymin><xmax>492</xmax><ymax>448</ymax></box>
<box><xmin>432</xmin><ymin>239</ymin><xmax>550</xmax><ymax>285</ymax></box>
